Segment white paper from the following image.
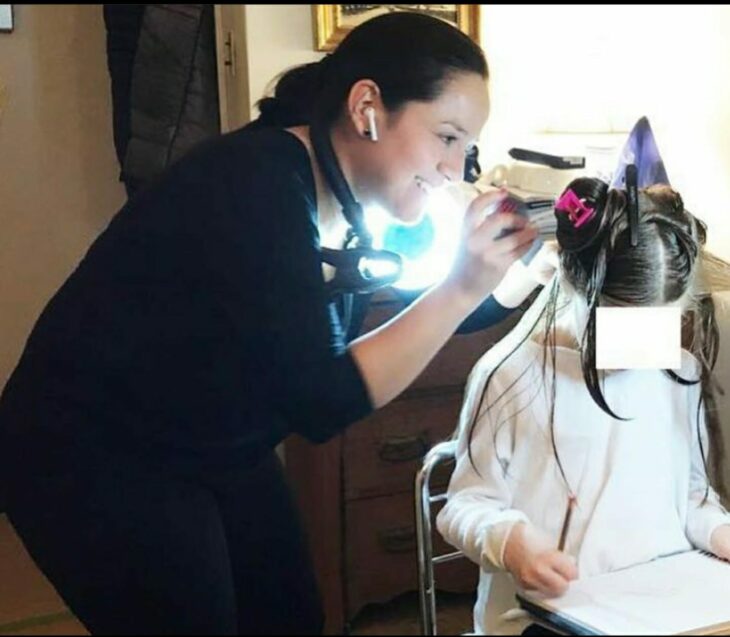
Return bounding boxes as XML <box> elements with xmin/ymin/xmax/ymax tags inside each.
<box><xmin>524</xmin><ymin>551</ymin><xmax>730</xmax><ymax>635</ymax></box>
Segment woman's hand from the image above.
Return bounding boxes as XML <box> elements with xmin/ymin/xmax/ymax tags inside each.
<box><xmin>710</xmin><ymin>524</ymin><xmax>730</xmax><ymax>560</ymax></box>
<box><xmin>491</xmin><ymin>239</ymin><xmax>560</xmax><ymax>309</ymax></box>
<box><xmin>445</xmin><ymin>188</ymin><xmax>538</xmax><ymax>307</ymax></box>
<box><xmin>349</xmin><ymin>189</ymin><xmax>536</xmax><ymax>410</ymax></box>
<box><xmin>503</xmin><ymin>522</ymin><xmax>578</xmax><ymax>597</ymax></box>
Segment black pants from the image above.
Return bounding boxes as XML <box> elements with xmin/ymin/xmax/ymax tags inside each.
<box><xmin>6</xmin><ymin>449</ymin><xmax>323</xmax><ymax>635</ymax></box>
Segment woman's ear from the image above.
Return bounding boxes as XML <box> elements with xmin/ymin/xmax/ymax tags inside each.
<box><xmin>346</xmin><ymin>79</ymin><xmax>383</xmax><ymax>141</ymax></box>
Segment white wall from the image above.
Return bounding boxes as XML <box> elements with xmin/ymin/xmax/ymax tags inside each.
<box><xmin>480</xmin><ymin>4</ymin><xmax>730</xmax><ymax>259</ymax></box>
<box><xmin>0</xmin><ymin>5</ymin><xmax>125</xmax><ymax>387</ymax></box>
<box><xmin>243</xmin><ymin>5</ymin><xmax>323</xmax><ymax>120</ymax></box>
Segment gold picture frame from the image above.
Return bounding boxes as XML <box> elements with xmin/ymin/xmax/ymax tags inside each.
<box><xmin>313</xmin><ymin>4</ymin><xmax>481</xmax><ymax>52</ymax></box>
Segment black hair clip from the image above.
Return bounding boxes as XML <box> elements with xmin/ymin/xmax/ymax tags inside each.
<box><xmin>625</xmin><ymin>164</ymin><xmax>640</xmax><ymax>247</ymax></box>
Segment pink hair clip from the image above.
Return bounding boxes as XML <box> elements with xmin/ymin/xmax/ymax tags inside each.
<box><xmin>555</xmin><ymin>189</ymin><xmax>595</xmax><ymax>229</ymax></box>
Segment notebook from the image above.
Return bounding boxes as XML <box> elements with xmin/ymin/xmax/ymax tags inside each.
<box><xmin>516</xmin><ymin>550</ymin><xmax>730</xmax><ymax>635</ymax></box>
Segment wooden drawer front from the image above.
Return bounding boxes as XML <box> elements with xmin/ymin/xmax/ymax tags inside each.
<box><xmin>359</xmin><ymin>298</ymin><xmax>402</xmax><ymax>333</ymax></box>
<box><xmin>360</xmin><ymin>298</ymin><xmax>525</xmax><ymax>393</ymax></box>
<box><xmin>345</xmin><ymin>490</ymin><xmax>478</xmax><ymax>617</ymax></box>
<box><xmin>344</xmin><ymin>391</ymin><xmax>463</xmax><ymax>501</ymax></box>
<box><xmin>409</xmin><ymin>310</ymin><xmax>524</xmax><ymax>392</ymax></box>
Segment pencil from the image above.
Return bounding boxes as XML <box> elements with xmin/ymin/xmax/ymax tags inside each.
<box><xmin>558</xmin><ymin>494</ymin><xmax>576</xmax><ymax>552</ymax></box>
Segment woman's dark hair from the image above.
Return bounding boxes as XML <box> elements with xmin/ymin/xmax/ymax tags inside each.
<box><xmin>466</xmin><ymin>177</ymin><xmax>729</xmax><ymax>501</ymax></box>
<box><xmin>251</xmin><ymin>11</ymin><xmax>488</xmax><ymax>130</ymax></box>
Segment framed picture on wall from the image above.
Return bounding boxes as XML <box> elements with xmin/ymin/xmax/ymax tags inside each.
<box><xmin>312</xmin><ymin>4</ymin><xmax>480</xmax><ymax>52</ymax></box>
<box><xmin>0</xmin><ymin>5</ymin><xmax>13</xmax><ymax>33</ymax></box>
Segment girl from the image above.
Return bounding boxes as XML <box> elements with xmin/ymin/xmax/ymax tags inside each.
<box><xmin>437</xmin><ymin>176</ymin><xmax>730</xmax><ymax>635</ymax></box>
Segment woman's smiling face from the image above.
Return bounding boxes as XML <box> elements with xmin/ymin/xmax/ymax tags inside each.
<box><xmin>356</xmin><ymin>71</ymin><xmax>490</xmax><ymax>224</ymax></box>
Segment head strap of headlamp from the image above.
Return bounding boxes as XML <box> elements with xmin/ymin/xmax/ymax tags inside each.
<box><xmin>309</xmin><ymin>116</ymin><xmax>402</xmax><ymax>298</ymax></box>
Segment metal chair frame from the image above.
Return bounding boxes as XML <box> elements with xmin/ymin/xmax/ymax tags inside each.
<box><xmin>414</xmin><ymin>440</ymin><xmax>467</xmax><ymax>636</ymax></box>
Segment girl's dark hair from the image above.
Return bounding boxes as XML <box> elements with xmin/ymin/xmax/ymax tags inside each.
<box><xmin>250</xmin><ymin>11</ymin><xmax>488</xmax><ymax>130</ymax></box>
<box><xmin>467</xmin><ymin>177</ymin><xmax>728</xmax><ymax>501</ymax></box>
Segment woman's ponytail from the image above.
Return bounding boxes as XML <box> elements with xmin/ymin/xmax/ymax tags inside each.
<box><xmin>248</xmin><ymin>58</ymin><xmax>330</xmax><ymax>130</ymax></box>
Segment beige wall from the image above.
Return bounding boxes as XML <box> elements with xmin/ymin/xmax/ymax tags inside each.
<box><xmin>0</xmin><ymin>5</ymin><xmax>125</xmax><ymax>386</ymax></box>
<box><xmin>243</xmin><ymin>5</ymin><xmax>322</xmax><ymax>120</ymax></box>
<box><xmin>0</xmin><ymin>4</ymin><xmax>317</xmax><ymax>397</ymax></box>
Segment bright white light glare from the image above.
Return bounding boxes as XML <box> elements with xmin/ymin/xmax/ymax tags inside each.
<box><xmin>364</xmin><ymin>187</ymin><xmax>465</xmax><ymax>291</ymax></box>
<box><xmin>359</xmin><ymin>256</ymin><xmax>400</xmax><ymax>279</ymax></box>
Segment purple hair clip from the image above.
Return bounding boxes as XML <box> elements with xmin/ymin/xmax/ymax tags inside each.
<box><xmin>555</xmin><ymin>189</ymin><xmax>595</xmax><ymax>229</ymax></box>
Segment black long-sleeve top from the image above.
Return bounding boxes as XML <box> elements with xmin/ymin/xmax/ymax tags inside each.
<box><xmin>0</xmin><ymin>127</ymin><xmax>515</xmax><ymax>480</ymax></box>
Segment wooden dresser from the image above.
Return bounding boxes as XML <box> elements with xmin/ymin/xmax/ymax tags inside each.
<box><xmin>284</xmin><ymin>289</ymin><xmax>526</xmax><ymax>634</ymax></box>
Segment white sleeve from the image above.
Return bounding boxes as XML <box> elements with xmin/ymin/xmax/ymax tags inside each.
<box><xmin>685</xmin><ymin>386</ymin><xmax>730</xmax><ymax>552</ymax></box>
<box><xmin>491</xmin><ymin>260</ymin><xmax>540</xmax><ymax>309</ymax></box>
<box><xmin>436</xmin><ymin>361</ymin><xmax>530</xmax><ymax>572</ymax></box>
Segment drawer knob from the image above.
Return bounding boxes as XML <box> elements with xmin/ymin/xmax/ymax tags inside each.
<box><xmin>378</xmin><ymin>526</ymin><xmax>416</xmax><ymax>553</ymax></box>
<box><xmin>377</xmin><ymin>433</ymin><xmax>429</xmax><ymax>463</ymax></box>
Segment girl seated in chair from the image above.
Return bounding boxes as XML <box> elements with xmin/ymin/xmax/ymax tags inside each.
<box><xmin>437</xmin><ymin>174</ymin><xmax>730</xmax><ymax>635</ymax></box>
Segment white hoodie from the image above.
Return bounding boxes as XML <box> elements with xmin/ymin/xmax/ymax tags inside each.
<box><xmin>437</xmin><ymin>334</ymin><xmax>730</xmax><ymax>635</ymax></box>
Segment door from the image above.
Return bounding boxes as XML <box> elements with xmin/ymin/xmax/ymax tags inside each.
<box><xmin>214</xmin><ymin>5</ymin><xmax>251</xmax><ymax>133</ymax></box>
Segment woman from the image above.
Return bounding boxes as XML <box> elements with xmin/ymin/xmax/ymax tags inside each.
<box><xmin>438</xmin><ymin>176</ymin><xmax>730</xmax><ymax>634</ymax></box>
<box><xmin>0</xmin><ymin>12</ymin><xmax>538</xmax><ymax>635</ymax></box>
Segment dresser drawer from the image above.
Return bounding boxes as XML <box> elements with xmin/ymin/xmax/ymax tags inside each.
<box><xmin>358</xmin><ymin>296</ymin><xmax>402</xmax><ymax>332</ymax></box>
<box><xmin>409</xmin><ymin>325</ymin><xmax>514</xmax><ymax>392</ymax></box>
<box><xmin>344</xmin><ymin>391</ymin><xmax>464</xmax><ymax>501</ymax></box>
<box><xmin>345</xmin><ymin>490</ymin><xmax>478</xmax><ymax>616</ymax></box>
<box><xmin>360</xmin><ymin>297</ymin><xmax>525</xmax><ymax>393</ymax></box>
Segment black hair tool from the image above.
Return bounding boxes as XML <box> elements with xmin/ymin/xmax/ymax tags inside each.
<box><xmin>464</xmin><ymin>145</ymin><xmax>481</xmax><ymax>183</ymax></box>
<box><xmin>625</xmin><ymin>164</ymin><xmax>639</xmax><ymax>247</ymax></box>
<box><xmin>508</xmin><ymin>147</ymin><xmax>585</xmax><ymax>170</ymax></box>
<box><xmin>309</xmin><ymin>117</ymin><xmax>403</xmax><ymax>297</ymax></box>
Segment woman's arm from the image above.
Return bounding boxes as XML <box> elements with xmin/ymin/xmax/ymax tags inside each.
<box><xmin>455</xmin><ymin>240</ymin><xmax>559</xmax><ymax>334</ymax></box>
<box><xmin>350</xmin><ymin>189</ymin><xmax>537</xmax><ymax>408</ymax></box>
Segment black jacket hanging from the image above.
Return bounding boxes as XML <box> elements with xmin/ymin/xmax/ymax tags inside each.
<box><xmin>104</xmin><ymin>4</ymin><xmax>221</xmax><ymax>196</ymax></box>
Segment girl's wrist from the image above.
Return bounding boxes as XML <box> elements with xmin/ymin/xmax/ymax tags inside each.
<box><xmin>710</xmin><ymin>524</ymin><xmax>730</xmax><ymax>558</ymax></box>
<box><xmin>502</xmin><ymin>521</ymin><xmax>527</xmax><ymax>573</ymax></box>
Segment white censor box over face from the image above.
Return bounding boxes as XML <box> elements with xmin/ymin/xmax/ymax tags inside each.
<box><xmin>596</xmin><ymin>307</ymin><xmax>682</xmax><ymax>370</ymax></box>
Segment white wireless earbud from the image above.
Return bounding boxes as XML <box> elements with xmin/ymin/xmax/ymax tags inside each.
<box><xmin>365</xmin><ymin>107</ymin><xmax>378</xmax><ymax>142</ymax></box>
